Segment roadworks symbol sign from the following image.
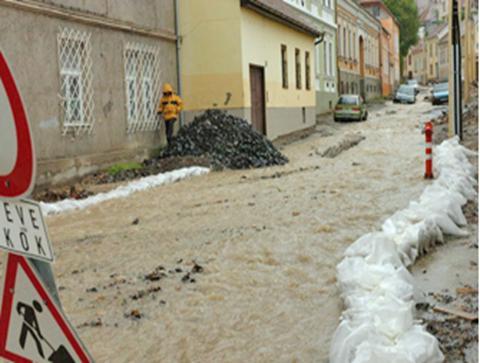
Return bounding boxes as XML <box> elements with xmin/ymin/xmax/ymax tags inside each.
<box><xmin>0</xmin><ymin>254</ymin><xmax>92</xmax><ymax>362</ymax></box>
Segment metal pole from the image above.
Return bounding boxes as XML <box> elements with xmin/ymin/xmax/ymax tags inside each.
<box><xmin>464</xmin><ymin>0</ymin><xmax>471</xmax><ymax>102</ymax></box>
<box><xmin>28</xmin><ymin>258</ymin><xmax>62</xmax><ymax>308</ymax></box>
<box><xmin>448</xmin><ymin>0</ymin><xmax>463</xmax><ymax>139</ymax></box>
<box><xmin>174</xmin><ymin>0</ymin><xmax>183</xmax><ymax>127</ymax></box>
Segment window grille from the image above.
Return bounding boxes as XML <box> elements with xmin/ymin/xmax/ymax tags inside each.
<box><xmin>123</xmin><ymin>42</ymin><xmax>162</xmax><ymax>133</ymax></box>
<box><xmin>57</xmin><ymin>27</ymin><xmax>95</xmax><ymax>135</ymax></box>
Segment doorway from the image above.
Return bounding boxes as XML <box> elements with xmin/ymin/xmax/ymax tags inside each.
<box><xmin>249</xmin><ymin>65</ymin><xmax>266</xmax><ymax>135</ymax></box>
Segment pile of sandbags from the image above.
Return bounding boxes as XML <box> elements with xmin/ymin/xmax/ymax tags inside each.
<box><xmin>162</xmin><ymin>110</ymin><xmax>288</xmax><ymax>169</ymax></box>
<box><xmin>330</xmin><ymin>138</ymin><xmax>477</xmax><ymax>363</ymax></box>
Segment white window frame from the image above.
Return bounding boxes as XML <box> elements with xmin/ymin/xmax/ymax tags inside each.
<box><xmin>57</xmin><ymin>27</ymin><xmax>95</xmax><ymax>135</ymax></box>
<box><xmin>123</xmin><ymin>42</ymin><xmax>162</xmax><ymax>133</ymax></box>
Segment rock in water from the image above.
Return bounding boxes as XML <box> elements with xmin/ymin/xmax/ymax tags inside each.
<box><xmin>162</xmin><ymin>110</ymin><xmax>288</xmax><ymax>169</ymax></box>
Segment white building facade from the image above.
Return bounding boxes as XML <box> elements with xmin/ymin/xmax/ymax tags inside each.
<box><xmin>284</xmin><ymin>0</ymin><xmax>338</xmax><ymax>114</ymax></box>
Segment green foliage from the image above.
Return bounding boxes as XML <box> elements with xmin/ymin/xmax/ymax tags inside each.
<box><xmin>383</xmin><ymin>0</ymin><xmax>421</xmax><ymax>58</ymax></box>
<box><xmin>107</xmin><ymin>162</ymin><xmax>142</xmax><ymax>176</ymax></box>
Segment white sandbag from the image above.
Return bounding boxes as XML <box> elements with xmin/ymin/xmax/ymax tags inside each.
<box><xmin>344</xmin><ymin>233</ymin><xmax>402</xmax><ymax>267</ymax></box>
<box><xmin>330</xmin><ymin>137</ymin><xmax>475</xmax><ymax>363</ymax></box>
<box><xmin>396</xmin><ymin>325</ymin><xmax>445</xmax><ymax>363</ymax></box>
<box><xmin>337</xmin><ymin>258</ymin><xmax>414</xmax><ymax>302</ymax></box>
<box><xmin>407</xmin><ymin>201</ymin><xmax>469</xmax><ymax>237</ymax></box>
<box><xmin>353</xmin><ymin>323</ymin><xmax>444</xmax><ymax>363</ymax></box>
<box><xmin>330</xmin><ymin>320</ymin><xmax>378</xmax><ymax>363</ymax></box>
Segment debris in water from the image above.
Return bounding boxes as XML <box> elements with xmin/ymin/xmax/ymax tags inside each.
<box><xmin>191</xmin><ymin>263</ymin><xmax>204</xmax><ymax>274</ymax></box>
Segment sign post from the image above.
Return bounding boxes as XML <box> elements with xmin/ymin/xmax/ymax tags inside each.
<box><xmin>0</xmin><ymin>49</ymin><xmax>92</xmax><ymax>361</ymax></box>
<box><xmin>0</xmin><ymin>49</ymin><xmax>61</xmax><ymax>308</ymax></box>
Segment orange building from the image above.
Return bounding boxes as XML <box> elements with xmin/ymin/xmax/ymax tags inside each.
<box><xmin>360</xmin><ymin>0</ymin><xmax>401</xmax><ymax>95</ymax></box>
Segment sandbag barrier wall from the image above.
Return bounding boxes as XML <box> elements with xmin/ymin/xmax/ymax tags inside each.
<box><xmin>330</xmin><ymin>138</ymin><xmax>477</xmax><ymax>363</ymax></box>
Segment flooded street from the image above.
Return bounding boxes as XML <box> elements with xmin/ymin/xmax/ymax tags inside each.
<box><xmin>11</xmin><ymin>98</ymin><xmax>444</xmax><ymax>362</ymax></box>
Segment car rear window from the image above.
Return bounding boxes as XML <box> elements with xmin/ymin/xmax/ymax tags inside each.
<box><xmin>399</xmin><ymin>86</ymin><xmax>414</xmax><ymax>95</ymax></box>
<box><xmin>433</xmin><ymin>83</ymin><xmax>448</xmax><ymax>92</ymax></box>
<box><xmin>338</xmin><ymin>96</ymin><xmax>358</xmax><ymax>105</ymax></box>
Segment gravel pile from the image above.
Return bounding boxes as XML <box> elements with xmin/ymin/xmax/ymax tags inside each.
<box><xmin>162</xmin><ymin>109</ymin><xmax>288</xmax><ymax>169</ymax></box>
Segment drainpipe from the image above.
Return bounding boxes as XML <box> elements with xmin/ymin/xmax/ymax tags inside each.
<box><xmin>174</xmin><ymin>0</ymin><xmax>183</xmax><ymax>127</ymax></box>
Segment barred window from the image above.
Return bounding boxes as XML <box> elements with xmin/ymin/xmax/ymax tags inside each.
<box><xmin>123</xmin><ymin>43</ymin><xmax>161</xmax><ymax>133</ymax></box>
<box><xmin>57</xmin><ymin>28</ymin><xmax>95</xmax><ymax>135</ymax></box>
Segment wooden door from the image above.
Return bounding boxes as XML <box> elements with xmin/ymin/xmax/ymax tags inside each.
<box><xmin>249</xmin><ymin>65</ymin><xmax>266</xmax><ymax>134</ymax></box>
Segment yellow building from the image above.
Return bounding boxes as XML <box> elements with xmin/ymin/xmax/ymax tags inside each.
<box><xmin>178</xmin><ymin>0</ymin><xmax>320</xmax><ymax>139</ymax></box>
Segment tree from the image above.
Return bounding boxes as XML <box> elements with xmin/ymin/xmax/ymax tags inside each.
<box><xmin>383</xmin><ymin>0</ymin><xmax>421</xmax><ymax>58</ymax></box>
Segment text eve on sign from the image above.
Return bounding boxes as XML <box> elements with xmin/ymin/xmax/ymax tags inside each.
<box><xmin>0</xmin><ymin>199</ymin><xmax>54</xmax><ymax>262</ymax></box>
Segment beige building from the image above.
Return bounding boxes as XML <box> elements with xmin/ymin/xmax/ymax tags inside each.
<box><xmin>0</xmin><ymin>0</ymin><xmax>177</xmax><ymax>187</ymax></box>
<box><xmin>404</xmin><ymin>39</ymin><xmax>427</xmax><ymax>84</ymax></box>
<box><xmin>360</xmin><ymin>0</ymin><xmax>401</xmax><ymax>96</ymax></box>
<box><xmin>337</xmin><ymin>0</ymin><xmax>382</xmax><ymax>100</ymax></box>
<box><xmin>179</xmin><ymin>0</ymin><xmax>319</xmax><ymax>140</ymax></box>
<box><xmin>425</xmin><ymin>23</ymin><xmax>448</xmax><ymax>83</ymax></box>
<box><xmin>437</xmin><ymin>28</ymin><xmax>449</xmax><ymax>82</ymax></box>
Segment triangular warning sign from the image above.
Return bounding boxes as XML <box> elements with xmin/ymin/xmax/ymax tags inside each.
<box><xmin>0</xmin><ymin>254</ymin><xmax>92</xmax><ymax>362</ymax></box>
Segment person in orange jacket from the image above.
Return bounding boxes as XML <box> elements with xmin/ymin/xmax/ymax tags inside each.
<box><xmin>157</xmin><ymin>83</ymin><xmax>183</xmax><ymax>145</ymax></box>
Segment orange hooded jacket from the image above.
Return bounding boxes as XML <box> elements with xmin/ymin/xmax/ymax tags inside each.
<box><xmin>157</xmin><ymin>83</ymin><xmax>183</xmax><ymax>121</ymax></box>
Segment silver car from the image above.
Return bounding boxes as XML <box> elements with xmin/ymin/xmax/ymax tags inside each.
<box><xmin>393</xmin><ymin>85</ymin><xmax>416</xmax><ymax>104</ymax></box>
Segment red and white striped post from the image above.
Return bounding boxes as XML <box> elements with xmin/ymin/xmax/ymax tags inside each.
<box><xmin>424</xmin><ymin>121</ymin><xmax>434</xmax><ymax>179</ymax></box>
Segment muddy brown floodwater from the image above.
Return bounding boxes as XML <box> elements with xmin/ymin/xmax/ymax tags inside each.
<box><xmin>2</xmin><ymin>98</ymin><xmax>443</xmax><ymax>362</ymax></box>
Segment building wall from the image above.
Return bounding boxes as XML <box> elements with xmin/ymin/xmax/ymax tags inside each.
<box><xmin>426</xmin><ymin>36</ymin><xmax>439</xmax><ymax>82</ymax></box>
<box><xmin>179</xmin><ymin>0</ymin><xmax>244</xmax><ymax>112</ymax></box>
<box><xmin>0</xmin><ymin>1</ymin><xmax>176</xmax><ymax>187</ymax></box>
<box><xmin>337</xmin><ymin>0</ymin><xmax>382</xmax><ymax>100</ymax></box>
<box><xmin>240</xmin><ymin>9</ymin><xmax>316</xmax><ymax>139</ymax></box>
<box><xmin>180</xmin><ymin>0</ymin><xmax>316</xmax><ymax>140</ymax></box>
<box><xmin>360</xmin><ymin>2</ymin><xmax>401</xmax><ymax>93</ymax></box>
<box><xmin>284</xmin><ymin>0</ymin><xmax>338</xmax><ymax>115</ymax></box>
<box><xmin>380</xmin><ymin>30</ymin><xmax>392</xmax><ymax>97</ymax></box>
<box><xmin>437</xmin><ymin>38</ymin><xmax>449</xmax><ymax>81</ymax></box>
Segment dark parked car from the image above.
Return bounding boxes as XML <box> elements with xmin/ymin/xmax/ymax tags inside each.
<box><xmin>393</xmin><ymin>85</ymin><xmax>416</xmax><ymax>104</ymax></box>
<box><xmin>333</xmin><ymin>95</ymin><xmax>368</xmax><ymax>122</ymax></box>
<box><xmin>431</xmin><ymin>82</ymin><xmax>449</xmax><ymax>105</ymax></box>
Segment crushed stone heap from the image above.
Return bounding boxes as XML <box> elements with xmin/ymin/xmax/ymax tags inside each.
<box><xmin>162</xmin><ymin>109</ymin><xmax>289</xmax><ymax>169</ymax></box>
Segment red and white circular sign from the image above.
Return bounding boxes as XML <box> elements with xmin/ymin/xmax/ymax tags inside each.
<box><xmin>0</xmin><ymin>50</ymin><xmax>35</xmax><ymax>198</ymax></box>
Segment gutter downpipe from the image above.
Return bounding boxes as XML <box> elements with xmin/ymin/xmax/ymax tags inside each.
<box><xmin>174</xmin><ymin>0</ymin><xmax>183</xmax><ymax>127</ymax></box>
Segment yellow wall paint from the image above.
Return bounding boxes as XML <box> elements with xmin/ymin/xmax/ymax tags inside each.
<box><xmin>179</xmin><ymin>1</ymin><xmax>316</xmax><ymax>112</ymax></box>
<box><xmin>240</xmin><ymin>9</ymin><xmax>316</xmax><ymax>108</ymax></box>
<box><xmin>179</xmin><ymin>0</ymin><xmax>244</xmax><ymax>110</ymax></box>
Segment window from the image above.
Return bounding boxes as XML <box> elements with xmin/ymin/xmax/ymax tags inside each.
<box><xmin>343</xmin><ymin>28</ymin><xmax>347</xmax><ymax>57</ymax></box>
<box><xmin>348</xmin><ymin>30</ymin><xmax>351</xmax><ymax>58</ymax></box>
<box><xmin>338</xmin><ymin>26</ymin><xmax>342</xmax><ymax>56</ymax></box>
<box><xmin>324</xmin><ymin>42</ymin><xmax>328</xmax><ymax>75</ymax></box>
<box><xmin>57</xmin><ymin>27</ymin><xmax>95</xmax><ymax>135</ymax></box>
<box><xmin>353</xmin><ymin>33</ymin><xmax>356</xmax><ymax>60</ymax></box>
<box><xmin>328</xmin><ymin>42</ymin><xmax>333</xmax><ymax>76</ymax></box>
<box><xmin>295</xmin><ymin>48</ymin><xmax>301</xmax><ymax>89</ymax></box>
<box><xmin>281</xmin><ymin>44</ymin><xmax>288</xmax><ymax>89</ymax></box>
<box><xmin>305</xmin><ymin>51</ymin><xmax>311</xmax><ymax>90</ymax></box>
<box><xmin>124</xmin><ymin>42</ymin><xmax>162</xmax><ymax>133</ymax></box>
